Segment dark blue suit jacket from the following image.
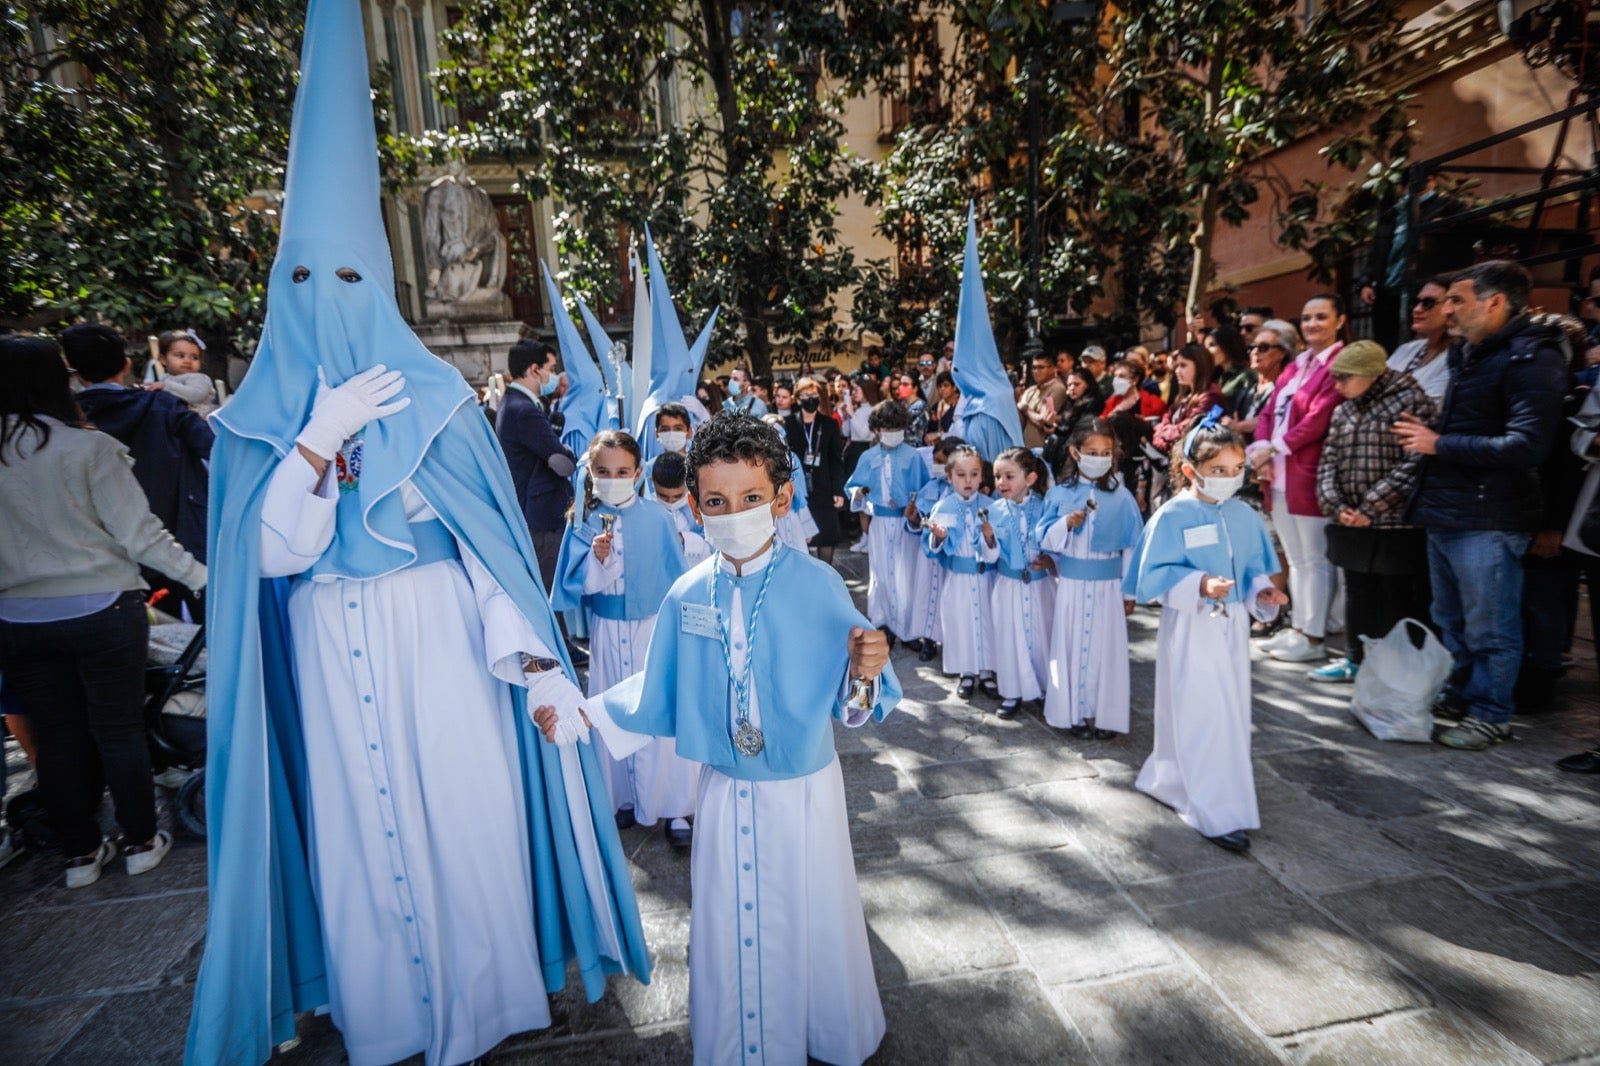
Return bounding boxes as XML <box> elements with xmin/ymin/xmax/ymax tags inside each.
<box><xmin>495</xmin><ymin>386</ymin><xmax>576</xmax><ymax>532</ymax></box>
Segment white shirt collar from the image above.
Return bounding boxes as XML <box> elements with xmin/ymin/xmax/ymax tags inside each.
<box><xmin>719</xmin><ymin>540</ymin><xmax>777</xmax><ymax>575</ymax></box>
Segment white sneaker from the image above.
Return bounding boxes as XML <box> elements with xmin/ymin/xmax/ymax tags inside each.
<box><xmin>125</xmin><ymin>830</ymin><xmax>173</xmax><ymax>876</ymax></box>
<box><xmin>65</xmin><ymin>839</ymin><xmax>118</xmax><ymax>888</ymax></box>
<box><xmin>1258</xmin><ymin>627</ymin><xmax>1298</xmax><ymax>652</ymax></box>
<box><xmin>0</xmin><ymin>830</ymin><xmax>18</xmax><ymax>871</ymax></box>
<box><xmin>1269</xmin><ymin>631</ymin><xmax>1328</xmax><ymax>663</ymax></box>
<box><xmin>849</xmin><ymin>538</ymin><xmax>870</xmax><ymax>553</ymax></box>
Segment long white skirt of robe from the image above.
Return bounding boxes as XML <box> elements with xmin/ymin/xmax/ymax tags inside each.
<box><xmin>1041</xmin><ymin>520</ymin><xmax>1134</xmax><ymax>731</ymax></box>
<box><xmin>689</xmin><ymin>756</ymin><xmax>884</xmax><ymax>1066</ymax></box>
<box><xmin>990</xmin><ymin>574</ymin><xmax>1054</xmax><ymax>701</ymax></box>
<box><xmin>289</xmin><ymin>559</ymin><xmax>549</xmax><ymax>1066</ymax></box>
<box><xmin>1135</xmin><ymin>572</ymin><xmax>1274</xmax><ymax>837</ymax></box>
<box><xmin>588</xmin><ymin>613</ymin><xmax>696</xmax><ymax>823</ymax></box>
<box><xmin>862</xmin><ymin>517</ymin><xmax>914</xmax><ymax>633</ymax></box>
<box><xmin>903</xmin><ymin>548</ymin><xmax>945</xmax><ymax>643</ymax></box>
<box><xmin>939</xmin><ymin>569</ymin><xmax>995</xmax><ymax>677</ymax></box>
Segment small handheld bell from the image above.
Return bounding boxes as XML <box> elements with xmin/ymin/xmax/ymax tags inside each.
<box><xmin>600</xmin><ymin>513</ymin><xmax>618</xmax><ymax>536</ymax></box>
<box><xmin>1085</xmin><ymin>496</ymin><xmax>1099</xmax><ymax>512</ymax></box>
<box><xmin>977</xmin><ymin>507</ymin><xmax>989</xmax><ymax>523</ymax></box>
<box><xmin>848</xmin><ymin>675</ymin><xmax>875</xmax><ymax>713</ymax></box>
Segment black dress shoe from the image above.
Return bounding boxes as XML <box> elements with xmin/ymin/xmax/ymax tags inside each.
<box><xmin>1207</xmin><ymin>830</ymin><xmax>1250</xmax><ymax>853</ymax></box>
<box><xmin>1069</xmin><ymin>722</ymin><xmax>1119</xmax><ymax>740</ymax></box>
<box><xmin>614</xmin><ymin>808</ymin><xmax>636</xmax><ymax>830</ymax></box>
<box><xmin>919</xmin><ymin>640</ymin><xmax>939</xmax><ymax>662</ymax></box>
<box><xmin>979</xmin><ymin>678</ymin><xmax>1001</xmax><ymax>700</ymax></box>
<box><xmin>665</xmin><ymin>821</ymin><xmax>694</xmax><ymax>848</ymax></box>
<box><xmin>957</xmin><ymin>675</ymin><xmax>977</xmax><ymax>699</ymax></box>
<box><xmin>996</xmin><ymin>698</ymin><xmax>1021</xmax><ymax>719</ymax></box>
<box><xmin>1556</xmin><ymin>747</ymin><xmax>1600</xmax><ymax>773</ymax></box>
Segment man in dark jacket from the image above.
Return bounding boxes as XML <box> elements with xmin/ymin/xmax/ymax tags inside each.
<box><xmin>494</xmin><ymin>338</ymin><xmax>576</xmax><ymax>595</ymax></box>
<box><xmin>1396</xmin><ymin>260</ymin><xmax>1568</xmax><ymax>749</ymax></box>
<box><xmin>63</xmin><ymin>323</ymin><xmax>213</xmax><ymax>562</ymax></box>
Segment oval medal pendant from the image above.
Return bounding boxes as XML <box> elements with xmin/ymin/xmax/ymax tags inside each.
<box><xmin>733</xmin><ymin>718</ymin><xmax>765</xmax><ymax>757</ymax></box>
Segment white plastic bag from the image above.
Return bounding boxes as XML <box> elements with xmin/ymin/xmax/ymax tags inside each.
<box><xmin>1349</xmin><ymin>617</ymin><xmax>1452</xmax><ymax>742</ymax></box>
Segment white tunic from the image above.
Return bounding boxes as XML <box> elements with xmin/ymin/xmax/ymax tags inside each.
<box><xmin>260</xmin><ymin>451</ymin><xmax>616</xmax><ymax>1066</ymax></box>
<box><xmin>1135</xmin><ymin>570</ymin><xmax>1277</xmax><ymax>837</ymax></box>
<box><xmin>989</xmin><ymin>567</ymin><xmax>1054</xmax><ymax>702</ymax></box>
<box><xmin>935</xmin><ymin>513</ymin><xmax>1000</xmax><ymax>677</ymax></box>
<box><xmin>583</xmin><ymin>507</ymin><xmax>697</xmax><ymax>825</ymax></box>
<box><xmin>854</xmin><ymin>456</ymin><xmax>917</xmax><ymax>634</ymax></box>
<box><xmin>587</xmin><ymin>547</ymin><xmax>885</xmax><ymax>1066</ymax></box>
<box><xmin>903</xmin><ymin>537</ymin><xmax>945</xmax><ymax>644</ymax></box>
<box><xmin>1040</xmin><ymin>513</ymin><xmax>1134</xmax><ymax>730</ymax></box>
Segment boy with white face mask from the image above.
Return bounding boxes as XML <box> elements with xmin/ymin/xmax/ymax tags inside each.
<box><xmin>534</xmin><ymin>412</ymin><xmax>901</xmax><ymax>1066</ymax></box>
<box><xmin>642</xmin><ymin>402</ymin><xmax>693</xmax><ymax>500</ymax></box>
<box><xmin>843</xmin><ymin>400</ymin><xmax>929</xmax><ymax>642</ymax></box>
<box><xmin>652</xmin><ymin>450</ymin><xmax>710</xmax><ymax>564</ymax></box>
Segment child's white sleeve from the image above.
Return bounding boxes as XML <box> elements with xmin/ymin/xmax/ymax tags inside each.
<box><xmin>579</xmin><ymin>690</ymin><xmax>652</xmax><ymax>757</ymax></box>
<box><xmin>1157</xmin><ymin>570</ymin><xmax>1207</xmax><ymax>613</ymax></box>
<box><xmin>1245</xmin><ymin>573</ymin><xmax>1282</xmax><ymax>623</ymax></box>
<box><xmin>979</xmin><ymin>533</ymin><xmax>1002</xmax><ymax>564</ymax></box>
<box><xmin>836</xmin><ymin>670</ymin><xmax>881</xmax><ymax>728</ymax></box>
<box><xmin>461</xmin><ymin>549</ymin><xmax>567</xmax><ymax>686</ymax></box>
<box><xmin>583</xmin><ymin>537</ymin><xmax>625</xmax><ymax>593</ymax></box>
<box><xmin>1121</xmin><ymin>547</ymin><xmax>1137</xmax><ymax>602</ymax></box>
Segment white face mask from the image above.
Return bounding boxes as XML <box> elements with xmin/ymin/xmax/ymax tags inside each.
<box><xmin>701</xmin><ymin>503</ymin><xmax>777</xmax><ymax>559</ymax></box>
<box><xmin>1078</xmin><ymin>454</ymin><xmax>1114</xmax><ymax>479</ymax></box>
<box><xmin>661</xmin><ymin>496</ymin><xmax>690</xmax><ymax>512</ymax></box>
<box><xmin>931</xmin><ymin>462</ymin><xmax>946</xmax><ymax>479</ymax></box>
<box><xmin>658</xmin><ymin>430</ymin><xmax>688</xmax><ymax>453</ymax></box>
<box><xmin>879</xmin><ymin>431</ymin><xmax>905</xmax><ymax>448</ymax></box>
<box><xmin>594</xmin><ymin>477</ymin><xmax>636</xmax><ymax>506</ymax></box>
<box><xmin>1196</xmin><ymin>472</ymin><xmax>1245</xmax><ymax>503</ymax></box>
<box><xmin>1111</xmin><ymin>376</ymin><xmax>1133</xmax><ymax>397</ymax></box>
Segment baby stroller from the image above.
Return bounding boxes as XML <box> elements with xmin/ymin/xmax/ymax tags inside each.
<box><xmin>146</xmin><ymin>621</ymin><xmax>207</xmax><ymax>838</ymax></box>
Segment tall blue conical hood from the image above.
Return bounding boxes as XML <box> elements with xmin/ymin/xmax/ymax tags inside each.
<box><xmin>541</xmin><ymin>261</ymin><xmax>608</xmax><ymax>453</ymax></box>
<box><xmin>577</xmin><ymin>297</ymin><xmax>620</xmax><ymax>397</ymax></box>
<box><xmin>951</xmin><ymin>203</ymin><xmax>1024</xmax><ymax>456</ymax></box>
<box><xmin>214</xmin><ymin>0</ymin><xmax>474</xmax><ymax>575</ymax></box>
<box><xmin>636</xmin><ymin>225</ymin><xmax>716</xmax><ymax>446</ymax></box>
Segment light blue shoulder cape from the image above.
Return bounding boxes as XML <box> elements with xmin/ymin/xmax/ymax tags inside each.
<box><xmin>552</xmin><ymin>496</ymin><xmax>688</xmax><ymax>618</ymax></box>
<box><xmin>1123</xmin><ymin>492</ymin><xmax>1278</xmax><ymax>604</ymax></box>
<box><xmin>1039</xmin><ymin>479</ymin><xmax>1144</xmax><ymax>556</ymax></box>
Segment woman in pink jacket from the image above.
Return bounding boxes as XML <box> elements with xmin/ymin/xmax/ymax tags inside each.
<box><xmin>1249</xmin><ymin>294</ymin><xmax>1347</xmax><ymax>663</ymax></box>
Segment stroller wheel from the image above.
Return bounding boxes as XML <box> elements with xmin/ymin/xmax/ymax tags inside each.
<box><xmin>176</xmin><ymin>769</ymin><xmax>206</xmax><ymax>839</ymax></box>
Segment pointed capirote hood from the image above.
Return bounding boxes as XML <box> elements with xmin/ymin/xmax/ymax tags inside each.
<box><xmin>541</xmin><ymin>261</ymin><xmax>608</xmax><ymax>453</ymax></box>
<box><xmin>951</xmin><ymin>203</ymin><xmax>1024</xmax><ymax>450</ymax></box>
<box><xmin>214</xmin><ymin>0</ymin><xmax>473</xmax><ymax>578</ymax></box>
<box><xmin>636</xmin><ymin>224</ymin><xmax>717</xmax><ymax>442</ymax></box>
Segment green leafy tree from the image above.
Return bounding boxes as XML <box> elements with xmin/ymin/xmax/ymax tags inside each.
<box><xmin>0</xmin><ymin>2</ymin><xmax>301</xmax><ymax>351</ymax></box>
<box><xmin>426</xmin><ymin>0</ymin><xmax>912</xmax><ymax>376</ymax></box>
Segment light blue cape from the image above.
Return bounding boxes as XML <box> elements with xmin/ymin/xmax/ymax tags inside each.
<box><xmin>188</xmin><ymin>3</ymin><xmax>649</xmax><ymax>1062</ymax></box>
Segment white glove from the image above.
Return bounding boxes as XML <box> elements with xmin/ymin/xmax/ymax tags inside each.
<box><xmin>295</xmin><ymin>365</ymin><xmax>411</xmax><ymax>460</ymax></box>
<box><xmin>526</xmin><ymin>668</ymin><xmax>590</xmax><ymax>747</ymax></box>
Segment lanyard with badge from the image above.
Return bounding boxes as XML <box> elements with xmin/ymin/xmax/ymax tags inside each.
<box><xmin>682</xmin><ymin>546</ymin><xmax>781</xmax><ymax>757</ymax></box>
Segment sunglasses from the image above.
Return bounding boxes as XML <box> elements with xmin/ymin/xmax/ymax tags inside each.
<box><xmin>1249</xmin><ymin>343</ymin><xmax>1285</xmax><ymax>353</ymax></box>
<box><xmin>1413</xmin><ymin>297</ymin><xmax>1441</xmax><ymax>310</ymax></box>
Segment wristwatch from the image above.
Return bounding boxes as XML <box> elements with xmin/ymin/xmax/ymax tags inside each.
<box><xmin>520</xmin><ymin>653</ymin><xmax>561</xmax><ymax>674</ymax></box>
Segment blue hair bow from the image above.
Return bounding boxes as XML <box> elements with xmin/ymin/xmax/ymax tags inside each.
<box><xmin>1183</xmin><ymin>404</ymin><xmax>1227</xmax><ymax>459</ymax></box>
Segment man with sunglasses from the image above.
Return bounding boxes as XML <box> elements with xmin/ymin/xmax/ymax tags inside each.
<box><xmin>1385</xmin><ymin>277</ymin><xmax>1453</xmax><ymax>402</ymax></box>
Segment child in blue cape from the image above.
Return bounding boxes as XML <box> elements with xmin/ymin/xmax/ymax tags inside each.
<box><xmin>903</xmin><ymin>436</ymin><xmax>962</xmax><ymax>663</ymax></box>
<box><xmin>642</xmin><ymin>402</ymin><xmax>693</xmax><ymax>498</ymax></box>
<box><xmin>651</xmin><ymin>450</ymin><xmax>709</xmax><ymax>564</ymax></box>
<box><xmin>845</xmin><ymin>400</ymin><xmax>928</xmax><ymax>641</ymax></box>
<box><xmin>535</xmin><ymin>412</ymin><xmax>900</xmax><ymax>1066</ymax></box>
<box><xmin>987</xmin><ymin>447</ymin><xmax>1055</xmax><ymax>718</ymax></box>
<box><xmin>1124</xmin><ymin>420</ymin><xmax>1287</xmax><ymax>854</ymax></box>
<box><xmin>1038</xmin><ymin>420</ymin><xmax>1144</xmax><ymax>737</ymax></box>
<box><xmin>924</xmin><ymin>444</ymin><xmax>999</xmax><ymax>699</ymax></box>
<box><xmin>553</xmin><ymin>430</ymin><xmax>694</xmax><ymax>844</ymax></box>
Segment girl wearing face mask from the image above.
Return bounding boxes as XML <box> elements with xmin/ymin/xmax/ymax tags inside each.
<box><xmin>1124</xmin><ymin>420</ymin><xmax>1288</xmax><ymax>854</ymax></box>
<box><xmin>844</xmin><ymin>401</ymin><xmax>929</xmax><ymax>641</ymax></box>
<box><xmin>1038</xmin><ymin>421</ymin><xmax>1144</xmax><ymax>738</ymax></box>
<box><xmin>986</xmin><ymin>448</ymin><xmax>1056</xmax><ymax>719</ymax></box>
<box><xmin>923</xmin><ymin>445</ymin><xmax>999</xmax><ymax>700</ymax></box>
<box><xmin>551</xmin><ymin>430</ymin><xmax>695</xmax><ymax>844</ymax></box>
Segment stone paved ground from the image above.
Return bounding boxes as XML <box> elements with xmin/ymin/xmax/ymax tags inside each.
<box><xmin>4</xmin><ymin>551</ymin><xmax>1600</xmax><ymax>1064</ymax></box>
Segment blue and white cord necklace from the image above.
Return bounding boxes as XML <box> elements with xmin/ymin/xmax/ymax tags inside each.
<box><xmin>711</xmin><ymin>541</ymin><xmax>780</xmax><ymax>757</ymax></box>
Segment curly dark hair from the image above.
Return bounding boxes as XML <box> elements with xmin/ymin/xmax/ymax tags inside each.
<box><xmin>868</xmin><ymin>399</ymin><xmax>909</xmax><ymax>432</ymax></box>
<box><xmin>686</xmin><ymin>411</ymin><xmax>792</xmax><ymax>498</ymax></box>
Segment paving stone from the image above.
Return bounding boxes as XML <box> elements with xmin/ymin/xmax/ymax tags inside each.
<box><xmin>1250</xmin><ymin>799</ymin><xmax>1430</xmax><ymax>895</ymax></box>
<box><xmin>1321</xmin><ymin>876</ymin><xmax>1600</xmax><ymax>1063</ymax></box>
<box><xmin>1378</xmin><ymin>814</ymin><xmax>1576</xmax><ymax>890</ymax></box>
<box><xmin>1286</xmin><ymin>1008</ymin><xmax>1533</xmax><ymax>1066</ymax></box>
<box><xmin>876</xmin><ymin>970</ymin><xmax>1092</xmax><ymax>1065</ymax></box>
<box><xmin>1263</xmin><ymin>748</ymin><xmax>1450</xmax><ymax>821</ymax></box>
<box><xmin>908</xmin><ymin>746</ymin><xmax>1099</xmax><ymax>799</ymax></box>
<box><xmin>1050</xmin><ymin>968</ymin><xmax>1282</xmax><ymax>1066</ymax></box>
<box><xmin>542</xmin><ymin>908</ymin><xmax>692</xmax><ymax>1039</ymax></box>
<box><xmin>859</xmin><ymin>863</ymin><xmax>1017</xmax><ymax>985</ymax></box>
<box><xmin>2</xmin><ymin>892</ymin><xmax>208</xmax><ymax>1001</ymax></box>
<box><xmin>838</xmin><ymin>750</ymin><xmax>920</xmax><ymax>816</ymax></box>
<box><xmin>850</xmin><ymin>789</ymin><xmax>1072</xmax><ymax>872</ymax></box>
<box><xmin>1032</xmin><ymin>779</ymin><xmax>1241</xmax><ymax>885</ymax></box>
<box><xmin>870</xmin><ymin>706</ymin><xmax>1065</xmax><ymax>769</ymax></box>
<box><xmin>1382</xmin><ymin>746</ymin><xmax>1600</xmax><ymax>825</ymax></box>
<box><xmin>1124</xmin><ymin>862</ymin><xmax>1284</xmax><ymax>912</ymax></box>
<box><xmin>0</xmin><ymin>1000</ymin><xmax>100</xmax><ymax>1066</ymax></box>
<box><xmin>967</xmin><ymin>848</ymin><xmax>1174</xmax><ymax>985</ymax></box>
<box><xmin>1498</xmin><ymin>880</ymin><xmax>1600</xmax><ymax>957</ymax></box>
<box><xmin>44</xmin><ymin>986</ymin><xmax>193</xmax><ymax>1065</ymax></box>
<box><xmin>1140</xmin><ymin>872</ymin><xmax>1425</xmax><ymax>1036</ymax></box>
<box><xmin>614</xmin><ymin>825</ymin><xmax>693</xmax><ymax>914</ymax></box>
<box><xmin>21</xmin><ymin>839</ymin><xmax>210</xmax><ymax>911</ymax></box>
<box><xmin>495</xmin><ymin>1026</ymin><xmax>692</xmax><ymax>1064</ymax></box>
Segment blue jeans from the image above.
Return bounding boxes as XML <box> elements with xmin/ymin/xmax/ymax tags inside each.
<box><xmin>1428</xmin><ymin>529</ymin><xmax>1530</xmax><ymax>725</ymax></box>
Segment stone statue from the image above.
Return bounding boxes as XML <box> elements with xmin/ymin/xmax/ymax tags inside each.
<box><xmin>423</xmin><ymin>159</ymin><xmax>508</xmax><ymax>307</ymax></box>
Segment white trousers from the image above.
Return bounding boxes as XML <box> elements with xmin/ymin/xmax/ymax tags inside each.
<box><xmin>1272</xmin><ymin>491</ymin><xmax>1334</xmax><ymax>639</ymax></box>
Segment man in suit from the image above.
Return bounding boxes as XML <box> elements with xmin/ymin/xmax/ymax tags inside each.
<box><xmin>495</xmin><ymin>338</ymin><xmax>577</xmax><ymax>595</ymax></box>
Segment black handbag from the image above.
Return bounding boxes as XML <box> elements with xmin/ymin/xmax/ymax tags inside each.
<box><xmin>1324</xmin><ymin>523</ymin><xmax>1427</xmax><ymax>576</ymax></box>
